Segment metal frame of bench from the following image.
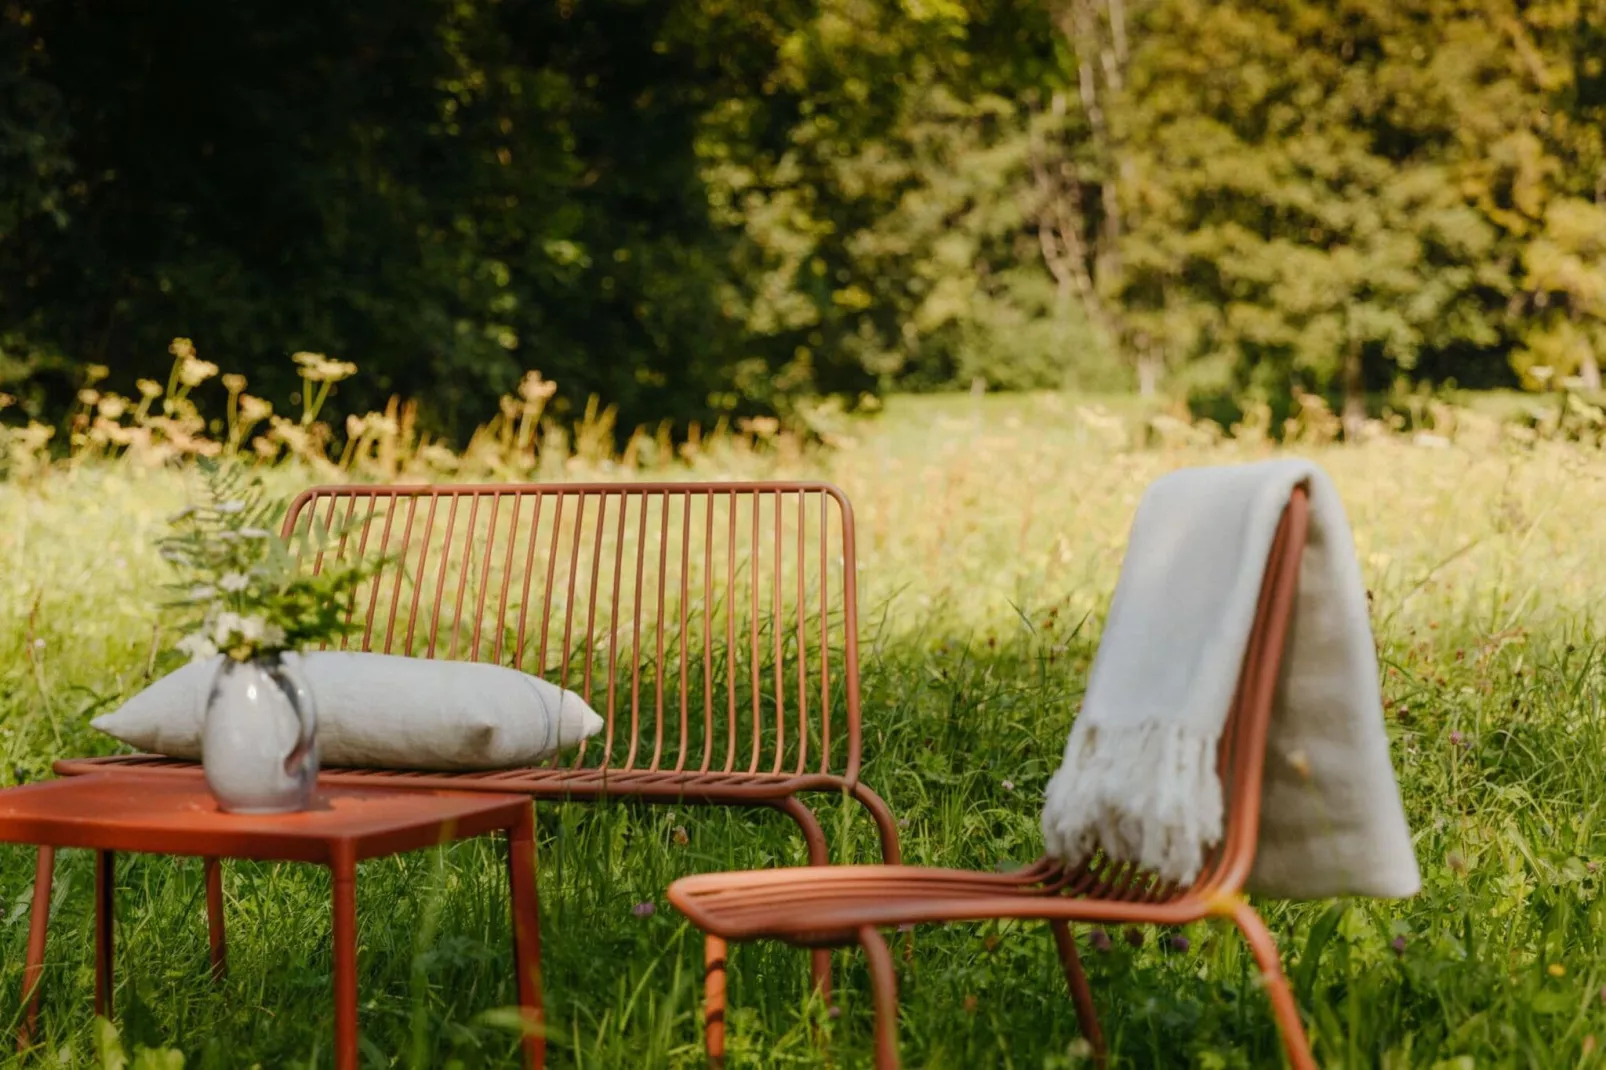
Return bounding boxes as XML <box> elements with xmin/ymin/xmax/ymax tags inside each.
<box><xmin>40</xmin><ymin>480</ymin><xmax>899</xmax><ymax>1018</ymax></box>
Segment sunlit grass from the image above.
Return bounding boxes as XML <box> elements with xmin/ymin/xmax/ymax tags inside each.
<box><xmin>1</xmin><ymin>393</ymin><xmax>1605</xmax><ymax>1066</ymax></box>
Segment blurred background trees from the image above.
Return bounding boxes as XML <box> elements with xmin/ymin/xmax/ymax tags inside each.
<box><xmin>2</xmin><ymin>0</ymin><xmax>1603</xmax><ymax>439</ymax></box>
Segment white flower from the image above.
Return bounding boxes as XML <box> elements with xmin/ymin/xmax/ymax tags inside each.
<box><xmin>219</xmin><ymin>573</ymin><xmax>249</xmax><ymax>593</ymax></box>
<box><xmin>177</xmin><ymin>633</ymin><xmax>219</xmax><ymax>663</ymax></box>
<box><xmin>213</xmin><ymin>612</ymin><xmax>244</xmax><ymax>645</ymax></box>
<box><xmin>189</xmin><ymin>584</ymin><xmax>216</xmax><ymax>601</ymax></box>
<box><xmin>215</xmin><ymin>500</ymin><xmax>246</xmax><ymax>515</ymax></box>
<box><xmin>237</xmin><ymin>615</ymin><xmax>267</xmax><ymax>642</ymax></box>
<box><xmin>239</xmin><ymin>527</ymin><xmax>273</xmax><ymax>539</ymax></box>
<box><xmin>262</xmin><ymin>623</ymin><xmax>287</xmax><ymax>647</ymax></box>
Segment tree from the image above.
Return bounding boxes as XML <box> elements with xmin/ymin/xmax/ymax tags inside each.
<box><xmin>1119</xmin><ymin>0</ymin><xmax>1506</xmax><ymax>432</ymax></box>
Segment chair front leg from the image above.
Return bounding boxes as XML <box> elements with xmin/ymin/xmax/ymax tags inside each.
<box><xmin>858</xmin><ymin>926</ymin><xmax>901</xmax><ymax>1070</ymax></box>
<box><xmin>1050</xmin><ymin>920</ymin><xmax>1107</xmax><ymax>1068</ymax></box>
<box><xmin>1225</xmin><ymin>899</ymin><xmax>1316</xmax><ymax>1070</ymax></box>
<box><xmin>704</xmin><ymin>934</ymin><xmax>728</xmax><ymax>1067</ymax></box>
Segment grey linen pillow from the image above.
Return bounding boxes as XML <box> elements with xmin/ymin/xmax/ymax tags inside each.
<box><xmin>92</xmin><ymin>651</ymin><xmax>604</xmax><ymax>772</ymax></box>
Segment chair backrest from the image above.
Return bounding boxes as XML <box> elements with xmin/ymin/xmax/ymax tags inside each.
<box><xmin>282</xmin><ymin>482</ymin><xmax>865</xmax><ymax>781</ymax></box>
<box><xmin>1190</xmin><ymin>484</ymin><xmax>1311</xmax><ymax>897</ymax></box>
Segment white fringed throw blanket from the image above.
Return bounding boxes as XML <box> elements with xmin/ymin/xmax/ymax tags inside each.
<box><xmin>1040</xmin><ymin>458</ymin><xmax>1419</xmax><ymax>900</ymax></box>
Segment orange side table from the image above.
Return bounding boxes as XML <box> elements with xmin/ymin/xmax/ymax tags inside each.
<box><xmin>5</xmin><ymin>774</ymin><xmax>543</xmax><ymax>1070</ymax></box>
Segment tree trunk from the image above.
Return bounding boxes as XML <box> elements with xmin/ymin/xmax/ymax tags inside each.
<box><xmin>1342</xmin><ymin>338</ymin><xmax>1366</xmax><ymax>441</ymax></box>
<box><xmin>1579</xmin><ymin>346</ymin><xmax>1602</xmax><ymax>390</ymax></box>
<box><xmin>1136</xmin><ymin>348</ymin><xmax>1160</xmax><ymax>397</ymax></box>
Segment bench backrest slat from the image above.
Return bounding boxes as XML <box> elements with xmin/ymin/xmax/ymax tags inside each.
<box><xmin>283</xmin><ymin>482</ymin><xmax>864</xmax><ymax>781</ymax></box>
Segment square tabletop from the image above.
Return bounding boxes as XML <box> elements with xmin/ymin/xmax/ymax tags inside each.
<box><xmin>0</xmin><ymin>775</ymin><xmax>531</xmax><ymax>865</ymax></box>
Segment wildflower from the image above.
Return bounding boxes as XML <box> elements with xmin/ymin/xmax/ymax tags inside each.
<box><xmin>1167</xmin><ymin>934</ymin><xmax>1190</xmax><ymax>952</ymax></box>
<box><xmin>1286</xmin><ymin>749</ymin><xmax>1311</xmax><ymax>779</ymax></box>
<box><xmin>1123</xmin><ymin>927</ymin><xmax>1144</xmax><ymax>949</ymax></box>
<box><xmin>1390</xmin><ymin>935</ymin><xmax>1407</xmax><ymax>957</ymax></box>
<box><xmin>293</xmin><ymin>351</ymin><xmax>357</xmax><ymax>383</ymax></box>
<box><xmin>219</xmin><ymin>573</ymin><xmax>249</xmax><ymax>593</ymax></box>
<box><xmin>222</xmin><ymin>374</ymin><xmax>247</xmax><ymax>394</ymax></box>
<box><xmin>962</xmin><ymin>994</ymin><xmax>978</xmax><ymax>1014</ymax></box>
<box><xmin>178</xmin><ymin>357</ymin><xmax>219</xmax><ymax>388</ymax></box>
<box><xmin>238</xmin><ymin>395</ymin><xmax>273</xmax><ymax>423</ymax></box>
<box><xmin>169</xmin><ymin>337</ymin><xmax>196</xmax><ymax>361</ymax></box>
<box><xmin>1549</xmin><ymin>963</ymin><xmax>1566</xmax><ymax>977</ymax></box>
<box><xmin>1001</xmin><ymin>779</ymin><xmax>1015</xmax><ymax>792</ymax></box>
<box><xmin>97</xmin><ymin>396</ymin><xmax>129</xmax><ymax>420</ymax></box>
<box><xmin>631</xmin><ymin>901</ymin><xmax>656</xmax><ymax>918</ymax></box>
<box><xmin>78</xmin><ymin>389</ymin><xmax>100</xmax><ymax>407</ymax></box>
<box><xmin>190</xmin><ymin>584</ymin><xmax>216</xmax><ymax>601</ymax></box>
<box><xmin>31</xmin><ymin>638</ymin><xmax>44</xmax><ymax>651</ymax></box>
<box><xmin>136</xmin><ymin>379</ymin><xmax>164</xmax><ymax>399</ymax></box>
<box><xmin>1088</xmin><ymin>929</ymin><xmax>1113</xmax><ymax>953</ymax></box>
<box><xmin>86</xmin><ymin>364</ymin><xmax>110</xmax><ymax>383</ymax></box>
<box><xmin>177</xmin><ymin>633</ymin><xmax>219</xmax><ymax>663</ymax></box>
<box><xmin>827</xmin><ymin>1006</ymin><xmax>841</xmax><ymax>1020</ymax></box>
<box><xmin>238</xmin><ymin>527</ymin><xmax>273</xmax><ymax>539</ymax></box>
<box><xmin>518</xmin><ymin>371</ymin><xmax>558</xmax><ymax>402</ymax></box>
<box><xmin>261</xmin><ymin>623</ymin><xmax>287</xmax><ymax>648</ymax></box>
<box><xmin>216</xmin><ymin>500</ymin><xmax>246</xmax><ymax>514</ymax></box>
<box><xmin>1448</xmin><ymin>730</ymin><xmax>1464</xmax><ymax>747</ymax></box>
<box><xmin>671</xmin><ymin>825</ymin><xmax>689</xmax><ymax>846</ymax></box>
<box><xmin>237</xmin><ymin>616</ymin><xmax>268</xmax><ymax>643</ymax></box>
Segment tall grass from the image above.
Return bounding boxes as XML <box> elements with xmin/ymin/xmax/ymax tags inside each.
<box><xmin>1</xmin><ymin>351</ymin><xmax>1605</xmax><ymax>1066</ymax></box>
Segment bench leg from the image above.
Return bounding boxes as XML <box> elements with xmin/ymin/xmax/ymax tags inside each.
<box><xmin>332</xmin><ymin>852</ymin><xmax>358</xmax><ymax>1070</ymax></box>
<box><xmin>507</xmin><ymin>808</ymin><xmax>546</xmax><ymax>1070</ymax></box>
<box><xmin>770</xmin><ymin>797</ymin><xmax>832</xmax><ymax>1003</ymax></box>
<box><xmin>17</xmin><ymin>846</ymin><xmax>54</xmax><ymax>1050</ymax></box>
<box><xmin>94</xmin><ymin>851</ymin><xmax>114</xmax><ymax>1020</ymax></box>
<box><xmin>205</xmin><ymin>857</ymin><xmax>226</xmax><ymax>982</ymax></box>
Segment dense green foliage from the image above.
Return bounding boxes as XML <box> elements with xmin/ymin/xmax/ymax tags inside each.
<box><xmin>3</xmin><ymin>0</ymin><xmax>1605</xmax><ymax>435</ymax></box>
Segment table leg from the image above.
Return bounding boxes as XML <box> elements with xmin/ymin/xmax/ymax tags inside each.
<box><xmin>16</xmin><ymin>846</ymin><xmax>54</xmax><ymax>1050</ymax></box>
<box><xmin>507</xmin><ymin>808</ymin><xmax>545</xmax><ymax>1070</ymax></box>
<box><xmin>204</xmin><ymin>858</ymin><xmax>226</xmax><ymax>982</ymax></box>
<box><xmin>94</xmin><ymin>850</ymin><xmax>114</xmax><ymax>1020</ymax></box>
<box><xmin>332</xmin><ymin>849</ymin><xmax>358</xmax><ymax>1070</ymax></box>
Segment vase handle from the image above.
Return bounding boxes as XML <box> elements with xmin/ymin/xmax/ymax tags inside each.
<box><xmin>266</xmin><ymin>656</ymin><xmax>317</xmax><ymax>776</ymax></box>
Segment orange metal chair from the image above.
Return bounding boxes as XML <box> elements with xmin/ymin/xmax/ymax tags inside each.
<box><xmin>668</xmin><ymin>486</ymin><xmax>1317</xmax><ymax>1070</ymax></box>
<box><xmin>46</xmin><ymin>482</ymin><xmax>899</xmax><ymax>1001</ymax></box>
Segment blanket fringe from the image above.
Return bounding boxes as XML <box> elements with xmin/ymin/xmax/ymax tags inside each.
<box><xmin>1041</xmin><ymin>722</ymin><xmax>1223</xmax><ymax>886</ymax></box>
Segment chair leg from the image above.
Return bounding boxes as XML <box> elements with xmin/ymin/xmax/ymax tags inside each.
<box><xmin>1227</xmin><ymin>900</ymin><xmax>1316</xmax><ymax>1070</ymax></box>
<box><xmin>204</xmin><ymin>857</ymin><xmax>227</xmax><ymax>982</ymax></box>
<box><xmin>1050</xmin><ymin>921</ymin><xmax>1106</xmax><ymax>1068</ymax></box>
<box><xmin>17</xmin><ymin>846</ymin><xmax>54</xmax><ymax>1051</ymax></box>
<box><xmin>858</xmin><ymin>926</ymin><xmax>900</xmax><ymax>1070</ymax></box>
<box><xmin>704</xmin><ymin>935</ymin><xmax>728</xmax><ymax>1067</ymax></box>
<box><xmin>771</xmin><ymin>797</ymin><xmax>832</xmax><ymax>1004</ymax></box>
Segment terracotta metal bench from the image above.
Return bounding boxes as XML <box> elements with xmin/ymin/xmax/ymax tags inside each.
<box><xmin>669</xmin><ymin>486</ymin><xmax>1315</xmax><ymax>1069</ymax></box>
<box><xmin>45</xmin><ymin>481</ymin><xmax>900</xmax><ymax>1002</ymax></box>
